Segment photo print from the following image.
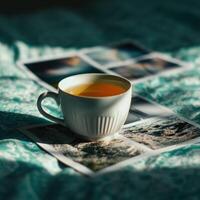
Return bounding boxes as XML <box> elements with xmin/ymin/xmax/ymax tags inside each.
<box><xmin>83</xmin><ymin>40</ymin><xmax>150</xmax><ymax>66</ymax></box>
<box><xmin>130</xmin><ymin>95</ymin><xmax>170</xmax><ymax>118</ymax></box>
<box><xmin>20</xmin><ymin>124</ymin><xmax>144</xmax><ymax>173</ymax></box>
<box><xmin>109</xmin><ymin>55</ymin><xmax>182</xmax><ymax>82</ymax></box>
<box><xmin>22</xmin><ymin>55</ymin><xmax>103</xmax><ymax>88</ymax></box>
<box><xmin>125</xmin><ymin>95</ymin><xmax>170</xmax><ymax>126</ymax></box>
<box><xmin>55</xmin><ymin>138</ymin><xmax>142</xmax><ymax>172</ymax></box>
<box><xmin>122</xmin><ymin>115</ymin><xmax>200</xmax><ymax>150</ymax></box>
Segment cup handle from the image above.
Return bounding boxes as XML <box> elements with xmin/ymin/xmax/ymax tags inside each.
<box><xmin>37</xmin><ymin>92</ymin><xmax>65</xmax><ymax>126</ymax></box>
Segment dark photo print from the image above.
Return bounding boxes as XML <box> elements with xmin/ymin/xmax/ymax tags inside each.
<box><xmin>136</xmin><ymin>56</ymin><xmax>181</xmax><ymax>74</ymax></box>
<box><xmin>24</xmin><ymin>55</ymin><xmax>102</xmax><ymax>88</ymax></box>
<box><xmin>109</xmin><ymin>56</ymin><xmax>181</xmax><ymax>81</ymax></box>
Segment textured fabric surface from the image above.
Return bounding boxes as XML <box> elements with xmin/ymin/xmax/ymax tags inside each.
<box><xmin>1</xmin><ymin>0</ymin><xmax>200</xmax><ymax>199</ymax></box>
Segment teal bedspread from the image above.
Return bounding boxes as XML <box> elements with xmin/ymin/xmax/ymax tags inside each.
<box><xmin>1</xmin><ymin>0</ymin><xmax>200</xmax><ymax>199</ymax></box>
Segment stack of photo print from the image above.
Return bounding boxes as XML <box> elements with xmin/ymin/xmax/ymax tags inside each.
<box><xmin>18</xmin><ymin>40</ymin><xmax>199</xmax><ymax>176</ymax></box>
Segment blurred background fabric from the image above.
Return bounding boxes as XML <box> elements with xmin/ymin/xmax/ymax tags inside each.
<box><xmin>1</xmin><ymin>0</ymin><xmax>200</xmax><ymax>199</ymax></box>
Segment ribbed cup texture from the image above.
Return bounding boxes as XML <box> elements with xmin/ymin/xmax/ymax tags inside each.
<box><xmin>69</xmin><ymin>112</ymin><xmax>126</xmax><ymax>138</ymax></box>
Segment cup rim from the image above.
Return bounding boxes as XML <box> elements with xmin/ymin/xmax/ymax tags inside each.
<box><xmin>58</xmin><ymin>73</ymin><xmax>132</xmax><ymax>99</ymax></box>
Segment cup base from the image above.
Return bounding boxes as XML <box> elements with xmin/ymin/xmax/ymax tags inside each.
<box><xmin>74</xmin><ymin>132</ymin><xmax>120</xmax><ymax>142</ymax></box>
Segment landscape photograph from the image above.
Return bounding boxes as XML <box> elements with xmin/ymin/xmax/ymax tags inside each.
<box><xmin>122</xmin><ymin>115</ymin><xmax>200</xmax><ymax>150</ymax></box>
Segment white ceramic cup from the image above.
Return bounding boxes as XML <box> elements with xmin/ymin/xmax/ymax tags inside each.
<box><xmin>37</xmin><ymin>73</ymin><xmax>132</xmax><ymax>140</ymax></box>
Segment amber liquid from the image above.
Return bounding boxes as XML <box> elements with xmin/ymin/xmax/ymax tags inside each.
<box><xmin>66</xmin><ymin>82</ymin><xmax>126</xmax><ymax>97</ymax></box>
